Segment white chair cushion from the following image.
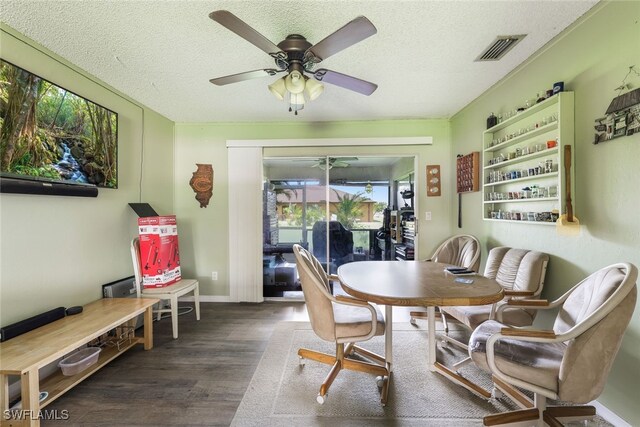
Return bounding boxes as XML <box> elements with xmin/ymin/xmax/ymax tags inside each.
<box><xmin>469</xmin><ymin>320</ymin><xmax>565</xmax><ymax>391</ymax></box>
<box><xmin>141</xmin><ymin>279</ymin><xmax>198</xmax><ymax>295</ymax></box>
<box><xmin>334</xmin><ymin>303</ymin><xmax>385</xmax><ymax>341</ymax></box>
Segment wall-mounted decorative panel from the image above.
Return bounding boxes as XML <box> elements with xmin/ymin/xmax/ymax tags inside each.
<box><xmin>426</xmin><ymin>165</ymin><xmax>441</xmax><ymax>197</ymax></box>
<box><xmin>457</xmin><ymin>152</ymin><xmax>479</xmax><ymax>193</ymax></box>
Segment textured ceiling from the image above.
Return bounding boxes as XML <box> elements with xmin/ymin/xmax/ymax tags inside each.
<box><xmin>1</xmin><ymin>0</ymin><xmax>597</xmax><ymax>123</ymax></box>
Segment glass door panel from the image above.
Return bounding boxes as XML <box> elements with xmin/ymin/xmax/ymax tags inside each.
<box><xmin>262</xmin><ymin>157</ymin><xmax>327</xmax><ymax>297</ymax></box>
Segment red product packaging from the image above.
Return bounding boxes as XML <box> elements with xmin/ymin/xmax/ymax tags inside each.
<box><xmin>137</xmin><ymin>215</ymin><xmax>181</xmax><ymax>288</ymax></box>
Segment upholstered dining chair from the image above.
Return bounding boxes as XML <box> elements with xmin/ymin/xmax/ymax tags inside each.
<box><xmin>437</xmin><ymin>247</ymin><xmax>549</xmax><ymax>354</ymax></box>
<box><xmin>409</xmin><ymin>234</ymin><xmax>481</xmax><ymax>324</ymax></box>
<box><xmin>131</xmin><ymin>238</ymin><xmax>200</xmax><ymax>339</ymax></box>
<box><xmin>468</xmin><ymin>262</ymin><xmax>637</xmax><ymax>426</ymax></box>
<box><xmin>293</xmin><ymin>244</ymin><xmax>389</xmax><ymax>405</ymax></box>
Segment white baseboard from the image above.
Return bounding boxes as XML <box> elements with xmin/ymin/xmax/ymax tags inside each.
<box><xmin>179</xmin><ymin>295</ymin><xmax>232</xmax><ymax>303</ymax></box>
<box><xmin>591</xmin><ymin>400</ymin><xmax>630</xmax><ymax>426</ymax></box>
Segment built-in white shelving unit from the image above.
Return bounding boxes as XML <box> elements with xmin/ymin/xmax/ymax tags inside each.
<box><xmin>482</xmin><ymin>92</ymin><xmax>574</xmax><ymax>224</ymax></box>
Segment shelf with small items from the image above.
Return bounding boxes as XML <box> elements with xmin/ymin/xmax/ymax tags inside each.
<box><xmin>482</xmin><ymin>92</ymin><xmax>574</xmax><ymax>224</ymax></box>
<box><xmin>487</xmin><ymin>93</ymin><xmax>560</xmax><ymax>134</ymax></box>
<box><xmin>483</xmin><ymin>197</ymin><xmax>557</xmax><ymax>204</ymax></box>
<box><xmin>485</xmin><ymin>122</ymin><xmax>558</xmax><ymax>153</ymax></box>
<box><xmin>485</xmin><ymin>171</ymin><xmax>558</xmax><ymax>186</ymax></box>
<box><xmin>484</xmin><ymin>218</ymin><xmax>557</xmax><ymax>226</ymax></box>
<box><xmin>484</xmin><ymin>147</ymin><xmax>558</xmax><ymax>170</ymax></box>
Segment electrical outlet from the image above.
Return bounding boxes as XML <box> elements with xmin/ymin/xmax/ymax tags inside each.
<box><xmin>425</xmin><ymin>212</ymin><xmax>432</xmax><ymax>221</ymax></box>
<box><xmin>211</xmin><ymin>271</ymin><xmax>218</xmax><ymax>281</ymax></box>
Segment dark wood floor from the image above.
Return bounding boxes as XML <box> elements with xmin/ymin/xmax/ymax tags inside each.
<box><xmin>40</xmin><ymin>298</ymin><xmax>418</xmax><ymax>426</ymax></box>
<box><xmin>41</xmin><ymin>301</ymin><xmax>311</xmax><ymax>426</ymax></box>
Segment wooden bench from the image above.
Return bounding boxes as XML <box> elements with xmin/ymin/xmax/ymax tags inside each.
<box><xmin>0</xmin><ymin>298</ymin><xmax>158</xmax><ymax>426</ymax></box>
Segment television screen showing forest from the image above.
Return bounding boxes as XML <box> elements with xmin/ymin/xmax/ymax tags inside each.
<box><xmin>0</xmin><ymin>59</ymin><xmax>118</xmax><ymax>188</ymax></box>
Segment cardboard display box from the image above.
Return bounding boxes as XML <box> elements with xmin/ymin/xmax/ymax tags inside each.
<box><xmin>137</xmin><ymin>215</ymin><xmax>181</xmax><ymax>287</ymax></box>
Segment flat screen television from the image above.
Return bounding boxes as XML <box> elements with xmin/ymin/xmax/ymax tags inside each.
<box><xmin>0</xmin><ymin>59</ymin><xmax>117</xmax><ymax>189</ymax></box>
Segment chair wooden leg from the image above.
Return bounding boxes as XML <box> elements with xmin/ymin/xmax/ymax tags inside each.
<box><xmin>433</xmin><ymin>362</ymin><xmax>491</xmax><ymax>398</ymax></box>
<box><xmin>542</xmin><ymin>411</ymin><xmax>563</xmax><ymax>427</ymax></box>
<box><xmin>483</xmin><ymin>391</ymin><xmax>553</xmax><ymax>426</ymax></box>
<box><xmin>544</xmin><ymin>405</ymin><xmax>596</xmax><ymax>418</ymax></box>
<box><xmin>492</xmin><ymin>375</ymin><xmax>534</xmax><ymax>409</ymax></box>
<box><xmin>483</xmin><ymin>408</ymin><xmax>539</xmax><ymax>426</ymax></box>
<box><xmin>319</xmin><ymin>360</ymin><xmax>342</xmax><ymax>398</ymax></box>
<box><xmin>351</xmin><ymin>344</ymin><xmax>386</xmax><ymax>365</ymax></box>
<box><xmin>544</xmin><ymin>405</ymin><xmax>596</xmax><ymax>425</ymax></box>
<box><xmin>193</xmin><ymin>284</ymin><xmax>201</xmax><ymax>321</ymax></box>
<box><xmin>298</xmin><ymin>342</ymin><xmax>389</xmax><ymax>405</ymax></box>
<box><xmin>170</xmin><ymin>295</ymin><xmax>179</xmax><ymax>339</ymax></box>
<box><xmin>319</xmin><ymin>344</ymin><xmax>344</xmax><ymax>399</ymax></box>
<box><xmin>298</xmin><ymin>348</ymin><xmax>336</xmax><ymax>366</ymax></box>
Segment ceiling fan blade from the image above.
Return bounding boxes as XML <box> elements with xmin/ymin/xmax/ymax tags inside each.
<box><xmin>330</xmin><ymin>157</ymin><xmax>358</xmax><ymax>161</ymax></box>
<box><xmin>313</xmin><ymin>69</ymin><xmax>378</xmax><ymax>96</ymax></box>
<box><xmin>332</xmin><ymin>161</ymin><xmax>350</xmax><ymax>168</ymax></box>
<box><xmin>209</xmin><ymin>69</ymin><xmax>281</xmax><ymax>86</ymax></box>
<box><xmin>306</xmin><ymin>16</ymin><xmax>377</xmax><ymax>62</ymax></box>
<box><xmin>209</xmin><ymin>10</ymin><xmax>282</xmax><ymax>56</ymax></box>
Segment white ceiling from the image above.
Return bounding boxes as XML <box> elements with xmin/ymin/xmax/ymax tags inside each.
<box><xmin>1</xmin><ymin>0</ymin><xmax>597</xmax><ymax>123</ymax></box>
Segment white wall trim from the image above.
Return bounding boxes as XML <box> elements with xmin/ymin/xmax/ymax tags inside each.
<box><xmin>590</xmin><ymin>400</ymin><xmax>631</xmax><ymax>427</ymax></box>
<box><xmin>227</xmin><ymin>136</ymin><xmax>432</xmax><ymax>148</ymax></box>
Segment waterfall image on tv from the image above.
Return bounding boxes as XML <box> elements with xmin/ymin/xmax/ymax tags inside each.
<box><xmin>0</xmin><ymin>59</ymin><xmax>117</xmax><ymax>188</ymax></box>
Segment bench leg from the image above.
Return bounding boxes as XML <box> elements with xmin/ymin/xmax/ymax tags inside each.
<box><xmin>21</xmin><ymin>369</ymin><xmax>40</xmax><ymax>426</ymax></box>
<box><xmin>171</xmin><ymin>295</ymin><xmax>179</xmax><ymax>339</ymax></box>
<box><xmin>144</xmin><ymin>306</ymin><xmax>154</xmax><ymax>350</ymax></box>
<box><xmin>194</xmin><ymin>284</ymin><xmax>201</xmax><ymax>321</ymax></box>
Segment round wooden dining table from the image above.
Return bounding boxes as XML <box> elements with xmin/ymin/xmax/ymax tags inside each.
<box><xmin>337</xmin><ymin>260</ymin><xmax>504</xmax><ymax>397</ymax></box>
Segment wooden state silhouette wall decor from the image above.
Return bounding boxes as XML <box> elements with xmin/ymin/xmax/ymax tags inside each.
<box><xmin>189</xmin><ymin>164</ymin><xmax>213</xmax><ymax>208</ymax></box>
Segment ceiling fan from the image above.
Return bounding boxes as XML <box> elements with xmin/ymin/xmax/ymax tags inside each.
<box><xmin>311</xmin><ymin>157</ymin><xmax>358</xmax><ymax>170</ymax></box>
<box><xmin>208</xmin><ymin>10</ymin><xmax>378</xmax><ymax>115</ymax></box>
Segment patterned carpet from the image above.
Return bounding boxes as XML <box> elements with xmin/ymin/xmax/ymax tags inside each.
<box><xmin>233</xmin><ymin>321</ymin><xmax>558</xmax><ymax>426</ymax></box>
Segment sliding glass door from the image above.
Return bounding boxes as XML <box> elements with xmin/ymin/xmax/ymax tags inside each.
<box><xmin>262</xmin><ymin>157</ymin><xmax>327</xmax><ymax>297</ymax></box>
<box><xmin>262</xmin><ymin>155</ymin><xmax>414</xmax><ymax>298</ymax></box>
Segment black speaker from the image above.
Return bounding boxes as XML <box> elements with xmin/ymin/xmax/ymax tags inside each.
<box><xmin>0</xmin><ymin>176</ymin><xmax>98</xmax><ymax>197</ymax></box>
<box><xmin>0</xmin><ymin>307</ymin><xmax>67</xmax><ymax>342</ymax></box>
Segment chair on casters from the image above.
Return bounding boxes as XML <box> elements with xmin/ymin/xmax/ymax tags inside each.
<box><xmin>469</xmin><ymin>262</ymin><xmax>637</xmax><ymax>426</ymax></box>
<box><xmin>293</xmin><ymin>244</ymin><xmax>389</xmax><ymax>405</ymax></box>
<box><xmin>437</xmin><ymin>247</ymin><xmax>549</xmax><ymax>361</ymax></box>
<box><xmin>409</xmin><ymin>234</ymin><xmax>481</xmax><ymax>325</ymax></box>
<box><xmin>131</xmin><ymin>237</ymin><xmax>201</xmax><ymax>339</ymax></box>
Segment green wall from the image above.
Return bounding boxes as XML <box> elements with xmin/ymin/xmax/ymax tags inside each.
<box><xmin>174</xmin><ymin>120</ymin><xmax>453</xmax><ymax>296</ymax></box>
<box><xmin>451</xmin><ymin>1</ymin><xmax>640</xmax><ymax>423</ymax></box>
<box><xmin>0</xmin><ymin>25</ymin><xmax>175</xmax><ymax>325</ymax></box>
<box><xmin>2</xmin><ymin>1</ymin><xmax>638</xmax><ymax>422</ymax></box>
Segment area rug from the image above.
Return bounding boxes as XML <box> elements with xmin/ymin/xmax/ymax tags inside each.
<box><xmin>232</xmin><ymin>321</ymin><xmax>525</xmax><ymax>426</ymax></box>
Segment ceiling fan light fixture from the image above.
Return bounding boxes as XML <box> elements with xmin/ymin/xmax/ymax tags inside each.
<box><xmin>289</xmin><ymin>92</ymin><xmax>305</xmax><ymax>115</ymax></box>
<box><xmin>285</xmin><ymin>70</ymin><xmax>305</xmax><ymax>94</ymax></box>
<box><xmin>268</xmin><ymin>77</ymin><xmax>286</xmax><ymax>100</ymax></box>
<box><xmin>305</xmin><ymin>77</ymin><xmax>324</xmax><ymax>101</ymax></box>
<box><xmin>208</xmin><ymin>12</ymin><xmax>378</xmax><ymax>116</ymax></box>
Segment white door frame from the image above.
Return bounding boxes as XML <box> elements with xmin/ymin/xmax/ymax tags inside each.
<box><xmin>227</xmin><ymin>136</ymin><xmax>432</xmax><ymax>303</ymax></box>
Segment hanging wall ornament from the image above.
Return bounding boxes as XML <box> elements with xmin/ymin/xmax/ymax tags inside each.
<box><xmin>594</xmin><ymin>65</ymin><xmax>640</xmax><ymax>143</ymax></box>
<box><xmin>189</xmin><ymin>164</ymin><xmax>214</xmax><ymax>208</ymax></box>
